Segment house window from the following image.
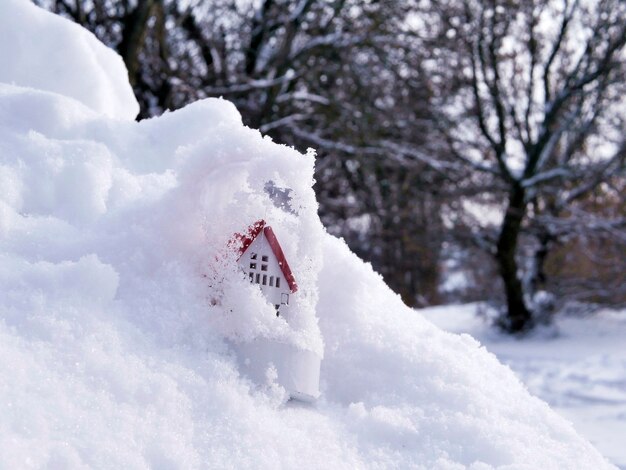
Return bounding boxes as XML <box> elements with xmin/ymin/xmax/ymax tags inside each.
<box><xmin>262</xmin><ymin>255</ymin><xmax>268</xmax><ymax>262</ymax></box>
<box><xmin>249</xmin><ymin>272</ymin><xmax>254</xmax><ymax>282</ymax></box>
<box><xmin>275</xmin><ymin>304</ymin><xmax>280</xmax><ymax>317</ymax></box>
<box><xmin>251</xmin><ymin>253</ymin><xmax>257</xmax><ymax>260</ymax></box>
<box><xmin>261</xmin><ymin>264</ymin><xmax>268</xmax><ymax>271</ymax></box>
<box><xmin>276</xmin><ymin>277</ymin><xmax>281</xmax><ymax>289</ymax></box>
<box><xmin>262</xmin><ymin>275</ymin><xmax>267</xmax><ymax>285</ymax></box>
<box><xmin>255</xmin><ymin>273</ymin><xmax>260</xmax><ymax>284</ymax></box>
<box><xmin>281</xmin><ymin>293</ymin><xmax>289</xmax><ymax>305</ymax></box>
<box><xmin>250</xmin><ymin>262</ymin><xmax>257</xmax><ymax>270</ymax></box>
<box><xmin>269</xmin><ymin>276</ymin><xmax>274</xmax><ymax>287</ymax></box>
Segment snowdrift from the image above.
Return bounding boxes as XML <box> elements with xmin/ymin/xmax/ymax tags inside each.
<box><xmin>0</xmin><ymin>1</ymin><xmax>615</xmax><ymax>468</ymax></box>
<box><xmin>0</xmin><ymin>0</ymin><xmax>138</xmax><ymax>120</ymax></box>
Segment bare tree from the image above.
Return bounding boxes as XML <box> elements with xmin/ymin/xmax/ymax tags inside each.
<box><xmin>427</xmin><ymin>0</ymin><xmax>626</xmax><ymax>332</ymax></box>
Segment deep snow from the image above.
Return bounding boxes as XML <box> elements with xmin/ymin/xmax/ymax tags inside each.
<box><xmin>0</xmin><ymin>0</ymin><xmax>138</xmax><ymax>120</ymax></box>
<box><xmin>422</xmin><ymin>305</ymin><xmax>626</xmax><ymax>469</ymax></box>
<box><xmin>0</xmin><ymin>1</ymin><xmax>617</xmax><ymax>468</ymax></box>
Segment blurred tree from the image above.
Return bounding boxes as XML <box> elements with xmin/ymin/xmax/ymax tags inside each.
<box><xmin>425</xmin><ymin>0</ymin><xmax>626</xmax><ymax>332</ymax></box>
<box><xmin>537</xmin><ymin>176</ymin><xmax>626</xmax><ymax>307</ymax></box>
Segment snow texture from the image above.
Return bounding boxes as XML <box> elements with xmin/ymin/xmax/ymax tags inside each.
<box><xmin>0</xmin><ymin>0</ymin><xmax>139</xmax><ymax>120</ymax></box>
<box><xmin>422</xmin><ymin>304</ymin><xmax>626</xmax><ymax>469</ymax></box>
<box><xmin>0</xmin><ymin>2</ymin><xmax>616</xmax><ymax>468</ymax></box>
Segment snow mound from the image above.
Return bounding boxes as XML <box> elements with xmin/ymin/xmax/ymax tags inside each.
<box><xmin>422</xmin><ymin>304</ymin><xmax>626</xmax><ymax>468</ymax></box>
<box><xmin>0</xmin><ymin>0</ymin><xmax>139</xmax><ymax>120</ymax></box>
<box><xmin>0</xmin><ymin>2</ymin><xmax>615</xmax><ymax>468</ymax></box>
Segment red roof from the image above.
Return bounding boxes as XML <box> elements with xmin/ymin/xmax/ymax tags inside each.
<box><xmin>232</xmin><ymin>220</ymin><xmax>298</xmax><ymax>293</ymax></box>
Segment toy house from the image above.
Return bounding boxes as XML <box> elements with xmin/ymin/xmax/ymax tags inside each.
<box><xmin>230</xmin><ymin>219</ymin><xmax>320</xmax><ymax>402</ymax></box>
<box><xmin>234</xmin><ymin>219</ymin><xmax>298</xmax><ymax>321</ymax></box>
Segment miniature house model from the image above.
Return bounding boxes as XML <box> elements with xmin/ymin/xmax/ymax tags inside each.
<box><xmin>231</xmin><ymin>220</ymin><xmax>321</xmax><ymax>402</ymax></box>
<box><xmin>235</xmin><ymin>220</ymin><xmax>298</xmax><ymax>322</ymax></box>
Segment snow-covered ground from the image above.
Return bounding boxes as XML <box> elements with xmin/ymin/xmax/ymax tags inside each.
<box><xmin>422</xmin><ymin>305</ymin><xmax>626</xmax><ymax>469</ymax></box>
<box><xmin>0</xmin><ymin>0</ymin><xmax>620</xmax><ymax>468</ymax></box>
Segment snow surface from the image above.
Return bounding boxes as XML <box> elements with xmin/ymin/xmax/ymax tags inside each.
<box><xmin>0</xmin><ymin>0</ymin><xmax>139</xmax><ymax>120</ymax></box>
<box><xmin>0</xmin><ymin>2</ymin><xmax>617</xmax><ymax>468</ymax></box>
<box><xmin>422</xmin><ymin>305</ymin><xmax>626</xmax><ymax>469</ymax></box>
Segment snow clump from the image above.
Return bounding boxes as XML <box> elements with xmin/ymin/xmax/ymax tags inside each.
<box><xmin>0</xmin><ymin>0</ymin><xmax>139</xmax><ymax>120</ymax></box>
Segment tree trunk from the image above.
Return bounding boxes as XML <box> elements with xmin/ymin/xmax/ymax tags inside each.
<box><xmin>118</xmin><ymin>0</ymin><xmax>159</xmax><ymax>88</ymax></box>
<box><xmin>529</xmin><ymin>230</ymin><xmax>553</xmax><ymax>297</ymax></box>
<box><xmin>495</xmin><ymin>186</ymin><xmax>533</xmax><ymax>333</ymax></box>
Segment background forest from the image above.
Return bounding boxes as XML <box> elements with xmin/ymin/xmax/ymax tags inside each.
<box><xmin>37</xmin><ymin>0</ymin><xmax>626</xmax><ymax>333</ymax></box>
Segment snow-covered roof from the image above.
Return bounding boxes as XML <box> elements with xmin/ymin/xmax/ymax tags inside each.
<box><xmin>234</xmin><ymin>220</ymin><xmax>298</xmax><ymax>293</ymax></box>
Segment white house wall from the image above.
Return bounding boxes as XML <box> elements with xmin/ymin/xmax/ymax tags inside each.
<box><xmin>240</xmin><ymin>232</ymin><xmax>293</xmax><ymax>320</ymax></box>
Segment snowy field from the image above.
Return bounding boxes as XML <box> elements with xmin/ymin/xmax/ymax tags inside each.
<box><xmin>0</xmin><ymin>0</ymin><xmax>620</xmax><ymax>468</ymax></box>
<box><xmin>422</xmin><ymin>305</ymin><xmax>626</xmax><ymax>469</ymax></box>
